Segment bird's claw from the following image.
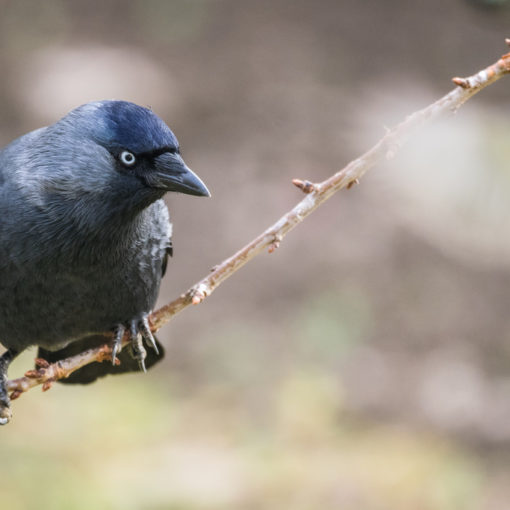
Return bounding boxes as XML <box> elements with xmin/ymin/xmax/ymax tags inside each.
<box><xmin>0</xmin><ymin>349</ymin><xmax>17</xmax><ymax>425</ymax></box>
<box><xmin>125</xmin><ymin>315</ymin><xmax>158</xmax><ymax>373</ymax></box>
<box><xmin>111</xmin><ymin>315</ymin><xmax>158</xmax><ymax>373</ymax></box>
<box><xmin>111</xmin><ymin>324</ymin><xmax>125</xmax><ymax>366</ymax></box>
<box><xmin>0</xmin><ymin>385</ymin><xmax>12</xmax><ymax>425</ymax></box>
<box><xmin>0</xmin><ymin>405</ymin><xmax>12</xmax><ymax>426</ymax></box>
<box><xmin>139</xmin><ymin>316</ymin><xmax>159</xmax><ymax>355</ymax></box>
<box><xmin>0</xmin><ymin>387</ymin><xmax>10</xmax><ymax>425</ymax></box>
<box><xmin>130</xmin><ymin>321</ymin><xmax>147</xmax><ymax>373</ymax></box>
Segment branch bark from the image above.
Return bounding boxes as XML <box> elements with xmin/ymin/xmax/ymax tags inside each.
<box><xmin>7</xmin><ymin>41</ymin><xmax>510</xmax><ymax>398</ymax></box>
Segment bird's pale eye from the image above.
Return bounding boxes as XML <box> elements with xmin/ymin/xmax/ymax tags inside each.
<box><xmin>119</xmin><ymin>151</ymin><xmax>136</xmax><ymax>167</ymax></box>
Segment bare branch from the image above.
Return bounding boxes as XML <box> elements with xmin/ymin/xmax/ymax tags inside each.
<box><xmin>7</xmin><ymin>42</ymin><xmax>510</xmax><ymax>398</ymax></box>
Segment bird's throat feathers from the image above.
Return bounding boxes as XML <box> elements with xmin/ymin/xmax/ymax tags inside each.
<box><xmin>41</xmin><ymin>179</ymin><xmax>165</xmax><ymax>244</ymax></box>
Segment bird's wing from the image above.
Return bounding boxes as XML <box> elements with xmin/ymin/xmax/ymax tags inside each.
<box><xmin>161</xmin><ymin>239</ymin><xmax>173</xmax><ymax>277</ymax></box>
<box><xmin>154</xmin><ymin>199</ymin><xmax>173</xmax><ymax>278</ymax></box>
<box><xmin>0</xmin><ymin>161</ymin><xmax>5</xmax><ymax>189</ymax></box>
<box><xmin>0</xmin><ymin>127</ymin><xmax>46</xmax><ymax>190</ymax></box>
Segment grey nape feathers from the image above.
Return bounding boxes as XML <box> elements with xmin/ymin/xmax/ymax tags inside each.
<box><xmin>0</xmin><ymin>100</ymin><xmax>210</xmax><ymax>424</ymax></box>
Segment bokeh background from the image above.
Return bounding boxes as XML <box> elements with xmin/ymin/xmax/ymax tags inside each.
<box><xmin>1</xmin><ymin>1</ymin><xmax>510</xmax><ymax>509</ymax></box>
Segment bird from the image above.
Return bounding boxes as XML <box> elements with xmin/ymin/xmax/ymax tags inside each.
<box><xmin>0</xmin><ymin>100</ymin><xmax>210</xmax><ymax>424</ymax></box>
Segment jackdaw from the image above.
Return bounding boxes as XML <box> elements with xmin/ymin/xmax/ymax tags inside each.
<box><xmin>0</xmin><ymin>100</ymin><xmax>210</xmax><ymax>424</ymax></box>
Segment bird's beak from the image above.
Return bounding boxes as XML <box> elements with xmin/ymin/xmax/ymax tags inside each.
<box><xmin>148</xmin><ymin>152</ymin><xmax>210</xmax><ymax>197</ymax></box>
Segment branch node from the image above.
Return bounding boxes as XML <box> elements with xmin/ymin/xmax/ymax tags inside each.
<box><xmin>501</xmin><ymin>52</ymin><xmax>510</xmax><ymax>71</ymax></box>
<box><xmin>452</xmin><ymin>77</ymin><xmax>470</xmax><ymax>89</ymax></box>
<box><xmin>35</xmin><ymin>358</ymin><xmax>50</xmax><ymax>369</ymax></box>
<box><xmin>96</xmin><ymin>345</ymin><xmax>113</xmax><ymax>364</ymax></box>
<box><xmin>24</xmin><ymin>369</ymin><xmax>45</xmax><ymax>379</ymax></box>
<box><xmin>54</xmin><ymin>361</ymin><xmax>70</xmax><ymax>380</ymax></box>
<box><xmin>292</xmin><ymin>179</ymin><xmax>316</xmax><ymax>194</ymax></box>
<box><xmin>268</xmin><ymin>234</ymin><xmax>283</xmax><ymax>253</ymax></box>
<box><xmin>386</xmin><ymin>148</ymin><xmax>398</xmax><ymax>160</ymax></box>
<box><xmin>9</xmin><ymin>390</ymin><xmax>22</xmax><ymax>401</ymax></box>
<box><xmin>190</xmin><ymin>283</ymin><xmax>209</xmax><ymax>305</ymax></box>
<box><xmin>42</xmin><ymin>380</ymin><xmax>54</xmax><ymax>392</ymax></box>
<box><xmin>385</xmin><ymin>136</ymin><xmax>401</xmax><ymax>160</ymax></box>
<box><xmin>347</xmin><ymin>179</ymin><xmax>359</xmax><ymax>189</ymax></box>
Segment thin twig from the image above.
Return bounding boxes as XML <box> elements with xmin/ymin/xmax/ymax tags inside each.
<box><xmin>7</xmin><ymin>42</ymin><xmax>510</xmax><ymax>398</ymax></box>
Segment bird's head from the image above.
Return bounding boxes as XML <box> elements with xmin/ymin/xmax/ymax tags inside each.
<box><xmin>58</xmin><ymin>100</ymin><xmax>210</xmax><ymax>199</ymax></box>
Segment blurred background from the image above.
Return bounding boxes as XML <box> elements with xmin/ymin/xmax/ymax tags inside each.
<box><xmin>1</xmin><ymin>0</ymin><xmax>510</xmax><ymax>508</ymax></box>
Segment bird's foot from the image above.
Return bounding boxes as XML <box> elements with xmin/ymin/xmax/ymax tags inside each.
<box><xmin>0</xmin><ymin>403</ymin><xmax>12</xmax><ymax>426</ymax></box>
<box><xmin>129</xmin><ymin>315</ymin><xmax>159</xmax><ymax>373</ymax></box>
<box><xmin>111</xmin><ymin>315</ymin><xmax>158</xmax><ymax>373</ymax></box>
<box><xmin>0</xmin><ymin>381</ymin><xmax>12</xmax><ymax>425</ymax></box>
<box><xmin>0</xmin><ymin>349</ymin><xmax>19</xmax><ymax>426</ymax></box>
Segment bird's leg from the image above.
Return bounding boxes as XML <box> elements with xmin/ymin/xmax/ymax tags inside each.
<box><xmin>127</xmin><ymin>315</ymin><xmax>159</xmax><ymax>373</ymax></box>
<box><xmin>111</xmin><ymin>324</ymin><xmax>126</xmax><ymax>366</ymax></box>
<box><xmin>0</xmin><ymin>348</ymin><xmax>19</xmax><ymax>425</ymax></box>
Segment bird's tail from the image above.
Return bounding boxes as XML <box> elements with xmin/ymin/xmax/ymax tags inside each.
<box><xmin>37</xmin><ymin>334</ymin><xmax>165</xmax><ymax>385</ymax></box>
